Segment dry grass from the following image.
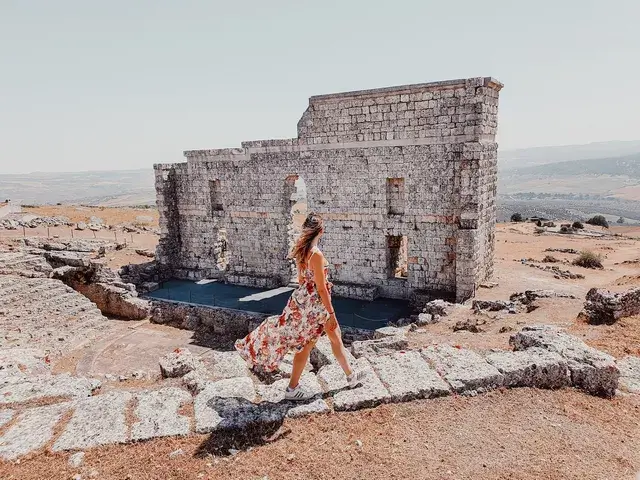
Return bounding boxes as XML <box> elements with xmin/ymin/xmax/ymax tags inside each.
<box><xmin>1</xmin><ymin>389</ymin><xmax>639</xmax><ymax>480</ymax></box>
<box><xmin>573</xmin><ymin>250</ymin><xmax>604</xmax><ymax>269</ymax></box>
<box><xmin>23</xmin><ymin>205</ymin><xmax>159</xmax><ymax>227</ymax></box>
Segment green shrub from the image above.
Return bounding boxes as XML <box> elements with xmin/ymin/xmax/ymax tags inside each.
<box><xmin>617</xmin><ymin>217</ymin><xmax>625</xmax><ymax>224</ymax></box>
<box><xmin>586</xmin><ymin>215</ymin><xmax>609</xmax><ymax>228</ymax></box>
<box><xmin>510</xmin><ymin>213</ymin><xmax>523</xmax><ymax>222</ymax></box>
<box><xmin>572</xmin><ymin>250</ymin><xmax>603</xmax><ymax>269</ymax></box>
<box><xmin>572</xmin><ymin>221</ymin><xmax>584</xmax><ymax>229</ymax></box>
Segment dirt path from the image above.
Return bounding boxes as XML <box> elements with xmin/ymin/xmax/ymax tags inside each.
<box><xmin>2</xmin><ymin>388</ymin><xmax>638</xmax><ymax>480</ymax></box>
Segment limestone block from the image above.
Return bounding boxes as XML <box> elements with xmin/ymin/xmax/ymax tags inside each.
<box><xmin>486</xmin><ymin>348</ymin><xmax>570</xmax><ymax>389</ymax></box>
<box><xmin>208</xmin><ymin>351</ymin><xmax>250</xmax><ymax>380</ymax></box>
<box><xmin>0</xmin><ymin>403</ymin><xmax>71</xmax><ymax>460</ymax></box>
<box><xmin>510</xmin><ymin>325</ymin><xmax>619</xmax><ymax>397</ymax></box>
<box><xmin>368</xmin><ymin>351</ymin><xmax>450</xmax><ymax>402</ymax></box>
<box><xmin>310</xmin><ymin>335</ymin><xmax>355</xmax><ymax>369</ymax></box>
<box><xmin>351</xmin><ymin>336</ymin><xmax>408</xmax><ymax>358</ymax></box>
<box><xmin>53</xmin><ymin>391</ymin><xmax>132</xmax><ymax>451</ymax></box>
<box><xmin>257</xmin><ymin>372</ymin><xmax>322</xmax><ymax>404</ymax></box>
<box><xmin>159</xmin><ymin>348</ymin><xmax>202</xmax><ymax>378</ymax></box>
<box><xmin>0</xmin><ymin>373</ymin><xmax>101</xmax><ymax>405</ymax></box>
<box><xmin>194</xmin><ymin>377</ymin><xmax>257</xmax><ymax>433</ymax></box>
<box><xmin>617</xmin><ymin>356</ymin><xmax>640</xmax><ymax>394</ymax></box>
<box><xmin>131</xmin><ymin>388</ymin><xmax>192</xmax><ymax>441</ymax></box>
<box><xmin>318</xmin><ymin>358</ymin><xmax>391</xmax><ymax>410</ymax></box>
<box><xmin>421</xmin><ymin>345</ymin><xmax>504</xmax><ymax>395</ymax></box>
<box><xmin>0</xmin><ymin>409</ymin><xmax>14</xmax><ymax>427</ymax></box>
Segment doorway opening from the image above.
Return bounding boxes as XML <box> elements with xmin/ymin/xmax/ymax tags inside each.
<box><xmin>285</xmin><ymin>175</ymin><xmax>308</xmax><ymax>284</ymax></box>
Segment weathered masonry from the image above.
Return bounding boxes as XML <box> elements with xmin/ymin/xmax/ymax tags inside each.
<box><xmin>154</xmin><ymin>77</ymin><xmax>502</xmax><ymax>302</ymax></box>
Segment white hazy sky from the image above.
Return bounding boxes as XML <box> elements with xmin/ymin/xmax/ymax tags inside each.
<box><xmin>1</xmin><ymin>0</ymin><xmax>638</xmax><ymax>174</ymax></box>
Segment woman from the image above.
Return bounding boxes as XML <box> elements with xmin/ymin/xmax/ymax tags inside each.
<box><xmin>235</xmin><ymin>212</ymin><xmax>362</xmax><ymax>400</ymax></box>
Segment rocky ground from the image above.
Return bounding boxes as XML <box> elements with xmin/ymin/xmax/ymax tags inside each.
<box><xmin>0</xmin><ymin>221</ymin><xmax>639</xmax><ymax>479</ymax></box>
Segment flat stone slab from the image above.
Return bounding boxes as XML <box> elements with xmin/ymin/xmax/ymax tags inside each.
<box><xmin>351</xmin><ymin>336</ymin><xmax>408</xmax><ymax>359</ymax></box>
<box><xmin>0</xmin><ymin>348</ymin><xmax>50</xmax><ymax>379</ymax></box>
<box><xmin>0</xmin><ymin>373</ymin><xmax>101</xmax><ymax>405</ymax></box>
<box><xmin>208</xmin><ymin>351</ymin><xmax>250</xmax><ymax>380</ymax></box>
<box><xmin>0</xmin><ymin>409</ymin><xmax>14</xmax><ymax>427</ymax></box>
<box><xmin>617</xmin><ymin>356</ymin><xmax>640</xmax><ymax>394</ymax></box>
<box><xmin>421</xmin><ymin>345</ymin><xmax>504</xmax><ymax>395</ymax></box>
<box><xmin>132</xmin><ymin>388</ymin><xmax>192</xmax><ymax>441</ymax></box>
<box><xmin>510</xmin><ymin>325</ymin><xmax>620</xmax><ymax>397</ymax></box>
<box><xmin>486</xmin><ymin>348</ymin><xmax>570</xmax><ymax>389</ymax></box>
<box><xmin>194</xmin><ymin>377</ymin><xmax>258</xmax><ymax>433</ymax></box>
<box><xmin>0</xmin><ymin>403</ymin><xmax>71</xmax><ymax>460</ymax></box>
<box><xmin>310</xmin><ymin>336</ymin><xmax>355</xmax><ymax>370</ymax></box>
<box><xmin>257</xmin><ymin>373</ymin><xmax>322</xmax><ymax>404</ymax></box>
<box><xmin>286</xmin><ymin>399</ymin><xmax>331</xmax><ymax>419</ymax></box>
<box><xmin>53</xmin><ymin>391</ymin><xmax>132</xmax><ymax>451</ymax></box>
<box><xmin>319</xmin><ymin>358</ymin><xmax>391</xmax><ymax>411</ymax></box>
<box><xmin>368</xmin><ymin>351</ymin><xmax>451</xmax><ymax>402</ymax></box>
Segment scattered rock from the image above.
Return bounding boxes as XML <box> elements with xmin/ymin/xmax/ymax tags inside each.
<box><xmin>169</xmin><ymin>449</ymin><xmax>185</xmax><ymax>459</ymax></box>
<box><xmin>182</xmin><ymin>369</ymin><xmax>210</xmax><ymax>394</ymax></box>
<box><xmin>68</xmin><ymin>452</ymin><xmax>85</xmax><ymax>468</ymax></box>
<box><xmin>159</xmin><ymin>348</ymin><xmax>203</xmax><ymax>378</ymax></box>
<box><xmin>76</xmin><ymin>222</ymin><xmax>87</xmax><ymax>231</ymax></box>
<box><xmin>582</xmin><ymin>287</ymin><xmax>640</xmax><ymax>325</ymax></box>
<box><xmin>422</xmin><ymin>299</ymin><xmax>454</xmax><ymax>317</ymax></box>
<box><xmin>416</xmin><ymin>313</ymin><xmax>437</xmax><ymax>326</ymax></box>
<box><xmin>472</xmin><ymin>299</ymin><xmax>518</xmax><ymax>313</ymax></box>
<box><xmin>373</xmin><ymin>326</ymin><xmax>406</xmax><ymax>339</ymax></box>
<box><xmin>479</xmin><ymin>282</ymin><xmax>498</xmax><ymax>289</ymax></box>
<box><xmin>545</xmin><ymin>248</ymin><xmax>579</xmax><ymax>254</ymax></box>
<box><xmin>510</xmin><ymin>325</ymin><xmax>619</xmax><ymax>397</ymax></box>
<box><xmin>135</xmin><ymin>249</ymin><xmax>155</xmax><ymax>258</ymax></box>
<box><xmin>452</xmin><ymin>319</ymin><xmax>486</xmax><ymax>333</ymax></box>
<box><xmin>351</xmin><ymin>336</ymin><xmax>408</xmax><ymax>358</ymax></box>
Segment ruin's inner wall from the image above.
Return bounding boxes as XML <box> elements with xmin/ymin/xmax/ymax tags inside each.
<box><xmin>155</xmin><ymin>77</ymin><xmax>502</xmax><ymax>302</ymax></box>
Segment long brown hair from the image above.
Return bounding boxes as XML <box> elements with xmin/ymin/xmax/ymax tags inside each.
<box><xmin>291</xmin><ymin>212</ymin><xmax>323</xmax><ymax>268</ymax></box>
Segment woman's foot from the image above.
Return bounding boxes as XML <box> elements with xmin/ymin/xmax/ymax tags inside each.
<box><xmin>347</xmin><ymin>370</ymin><xmax>364</xmax><ymax>389</ymax></box>
<box><xmin>284</xmin><ymin>385</ymin><xmax>315</xmax><ymax>401</ymax></box>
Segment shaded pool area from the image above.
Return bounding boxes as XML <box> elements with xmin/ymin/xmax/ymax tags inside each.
<box><xmin>145</xmin><ymin>279</ymin><xmax>412</xmax><ymax>331</ymax></box>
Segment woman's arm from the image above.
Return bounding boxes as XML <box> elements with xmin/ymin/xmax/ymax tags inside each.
<box><xmin>310</xmin><ymin>252</ymin><xmax>338</xmax><ymax>331</ymax></box>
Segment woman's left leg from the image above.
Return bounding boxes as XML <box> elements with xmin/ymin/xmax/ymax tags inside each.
<box><xmin>287</xmin><ymin>339</ymin><xmax>316</xmax><ymax>389</ymax></box>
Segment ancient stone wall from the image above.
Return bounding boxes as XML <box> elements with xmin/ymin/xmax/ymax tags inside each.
<box><xmin>154</xmin><ymin>77</ymin><xmax>502</xmax><ymax>302</ymax></box>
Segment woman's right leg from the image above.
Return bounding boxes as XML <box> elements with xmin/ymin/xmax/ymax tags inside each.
<box><xmin>326</xmin><ymin>325</ymin><xmax>353</xmax><ymax>377</ymax></box>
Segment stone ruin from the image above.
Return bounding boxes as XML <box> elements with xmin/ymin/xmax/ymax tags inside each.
<box><xmin>154</xmin><ymin>77</ymin><xmax>502</xmax><ymax>303</ymax></box>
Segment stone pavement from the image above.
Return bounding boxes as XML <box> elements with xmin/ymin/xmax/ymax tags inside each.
<box><xmin>0</xmin><ymin>326</ymin><xmax>637</xmax><ymax>462</ymax></box>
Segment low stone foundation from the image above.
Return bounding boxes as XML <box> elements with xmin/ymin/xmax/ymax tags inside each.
<box><xmin>582</xmin><ymin>287</ymin><xmax>640</xmax><ymax>325</ymax></box>
<box><xmin>332</xmin><ymin>283</ymin><xmax>379</xmax><ymax>301</ymax></box>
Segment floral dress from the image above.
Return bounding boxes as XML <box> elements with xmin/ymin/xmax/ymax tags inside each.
<box><xmin>234</xmin><ymin>247</ymin><xmax>332</xmax><ymax>372</ymax></box>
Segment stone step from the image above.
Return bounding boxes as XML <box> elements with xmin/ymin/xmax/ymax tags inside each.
<box><xmin>421</xmin><ymin>345</ymin><xmax>504</xmax><ymax>395</ymax></box>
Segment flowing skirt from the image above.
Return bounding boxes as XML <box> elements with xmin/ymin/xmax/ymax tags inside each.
<box><xmin>234</xmin><ymin>281</ymin><xmax>329</xmax><ymax>372</ymax></box>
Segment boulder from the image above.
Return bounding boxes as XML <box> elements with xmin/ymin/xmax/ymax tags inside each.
<box><xmin>509</xmin><ymin>325</ymin><xmax>619</xmax><ymax>397</ymax></box>
<box><xmin>582</xmin><ymin>287</ymin><xmax>640</xmax><ymax>325</ymax></box>
<box><xmin>373</xmin><ymin>326</ymin><xmax>407</xmax><ymax>339</ymax></box>
<box><xmin>76</xmin><ymin>222</ymin><xmax>87</xmax><ymax>231</ymax></box>
<box><xmin>159</xmin><ymin>348</ymin><xmax>203</xmax><ymax>378</ymax></box>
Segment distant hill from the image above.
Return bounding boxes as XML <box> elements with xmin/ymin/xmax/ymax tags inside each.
<box><xmin>0</xmin><ymin>169</ymin><xmax>155</xmax><ymax>206</ymax></box>
<box><xmin>504</xmin><ymin>153</ymin><xmax>640</xmax><ymax>178</ymax></box>
<box><xmin>499</xmin><ymin>140</ymin><xmax>640</xmax><ymax>171</ymax></box>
